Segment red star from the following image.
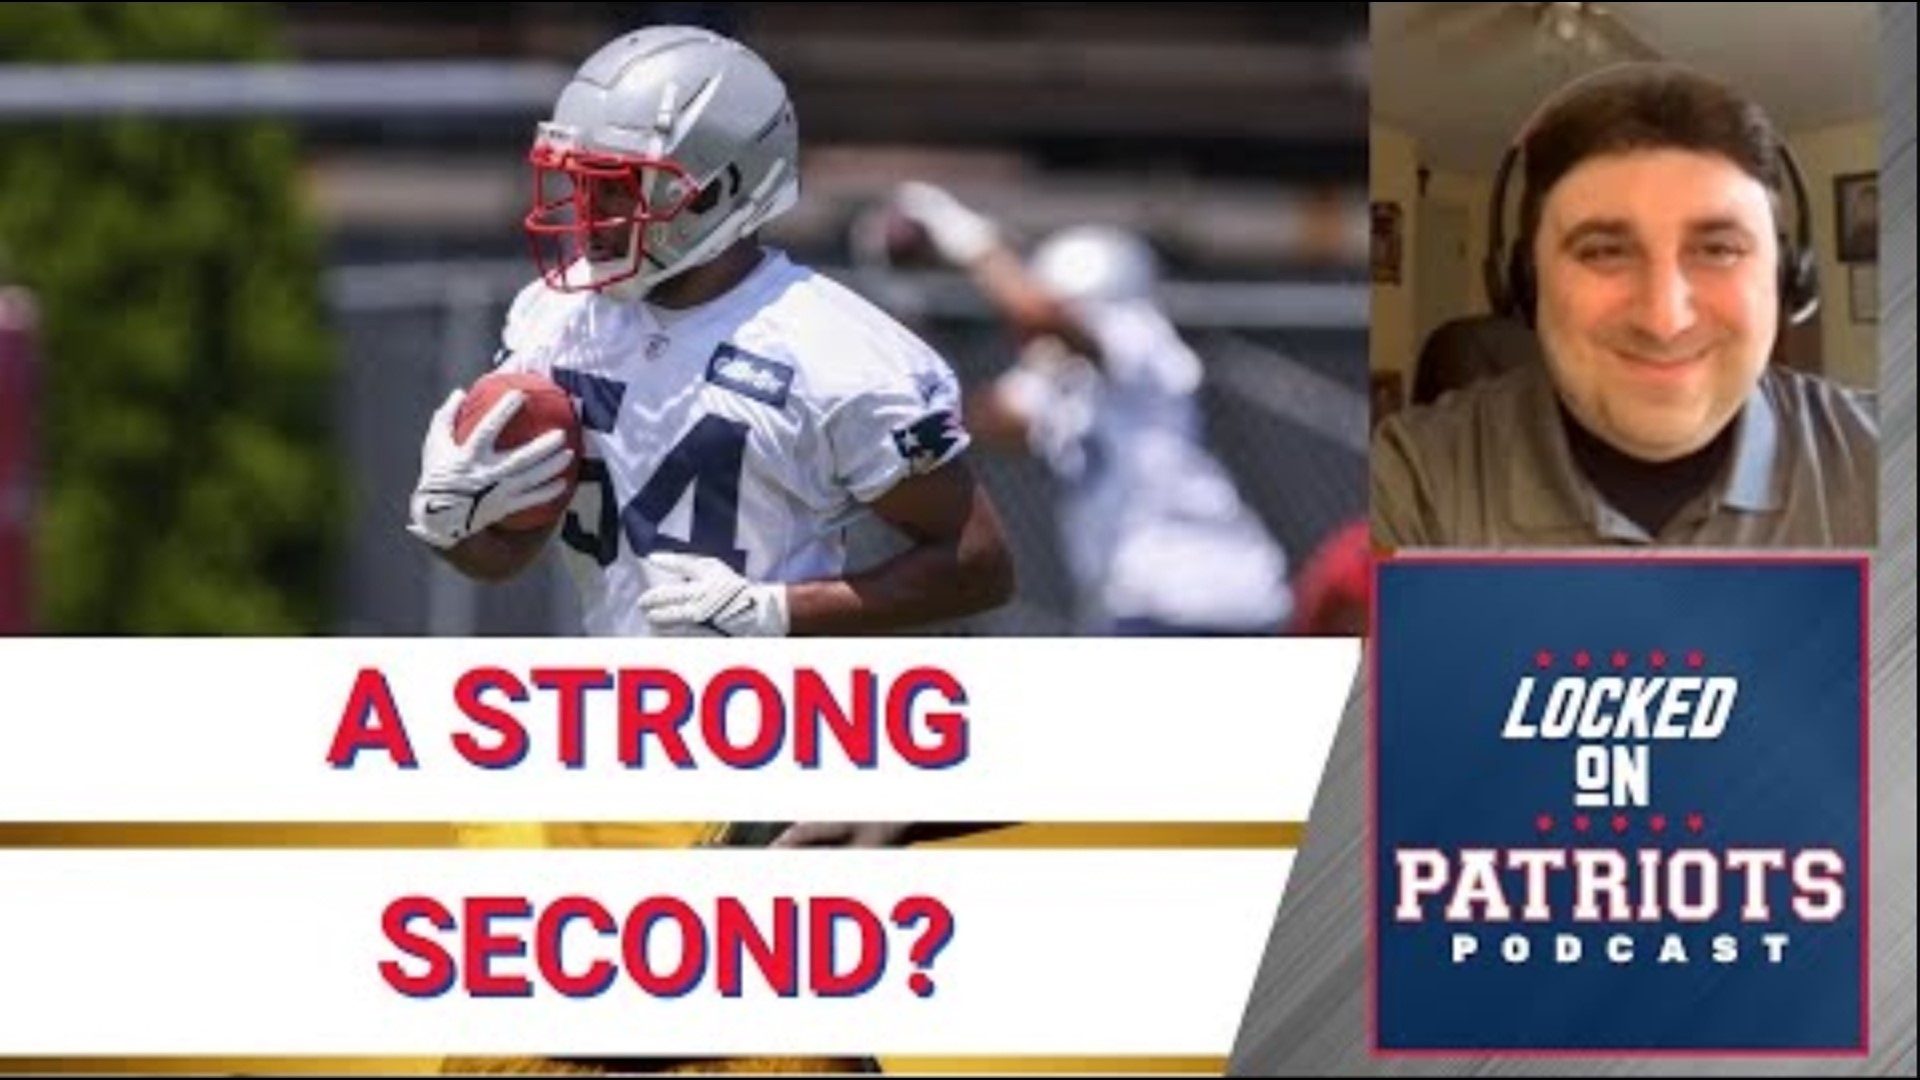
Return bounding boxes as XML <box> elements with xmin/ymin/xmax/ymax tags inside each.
<box><xmin>1685</xmin><ymin>812</ymin><xmax>1706</xmax><ymax>834</ymax></box>
<box><xmin>1573</xmin><ymin>814</ymin><xmax>1591</xmax><ymax>833</ymax></box>
<box><xmin>1611</xmin><ymin>814</ymin><xmax>1630</xmax><ymax>834</ymax></box>
<box><xmin>1649</xmin><ymin>814</ymin><xmax>1668</xmax><ymax>833</ymax></box>
<box><xmin>1649</xmin><ymin>649</ymin><xmax>1667</xmax><ymax>668</ymax></box>
<box><xmin>1535</xmin><ymin>813</ymin><xmax>1554</xmax><ymax>833</ymax></box>
<box><xmin>1686</xmin><ymin>650</ymin><xmax>1705</xmax><ymax>669</ymax></box>
<box><xmin>1611</xmin><ymin>650</ymin><xmax>1630</xmax><ymax>669</ymax></box>
<box><xmin>1573</xmin><ymin>650</ymin><xmax>1592</xmax><ymax>669</ymax></box>
<box><xmin>1535</xmin><ymin>650</ymin><xmax>1555</xmax><ymax>668</ymax></box>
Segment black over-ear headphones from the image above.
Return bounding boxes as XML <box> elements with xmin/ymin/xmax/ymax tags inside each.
<box><xmin>1482</xmin><ymin>62</ymin><xmax>1820</xmax><ymax>327</ymax></box>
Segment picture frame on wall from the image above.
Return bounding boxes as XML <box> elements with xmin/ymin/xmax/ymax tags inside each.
<box><xmin>1834</xmin><ymin>171</ymin><xmax>1878</xmax><ymax>264</ymax></box>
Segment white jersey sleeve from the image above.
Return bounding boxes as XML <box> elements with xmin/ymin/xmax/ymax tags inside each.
<box><xmin>748</xmin><ymin>278</ymin><xmax>972</xmax><ymax>505</ymax></box>
<box><xmin>828</xmin><ymin>349</ymin><xmax>970</xmax><ymax>503</ymax></box>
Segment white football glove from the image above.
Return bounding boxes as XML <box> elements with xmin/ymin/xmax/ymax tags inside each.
<box><xmin>892</xmin><ymin>181</ymin><xmax>999</xmax><ymax>264</ymax></box>
<box><xmin>638</xmin><ymin>551</ymin><xmax>791</xmax><ymax>637</ymax></box>
<box><xmin>406</xmin><ymin>388</ymin><xmax>575</xmax><ymax>550</ymax></box>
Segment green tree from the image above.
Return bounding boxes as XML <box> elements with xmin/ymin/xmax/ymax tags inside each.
<box><xmin>0</xmin><ymin>2</ymin><xmax>342</xmax><ymax>632</ymax></box>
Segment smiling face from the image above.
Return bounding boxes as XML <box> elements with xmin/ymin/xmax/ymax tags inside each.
<box><xmin>1531</xmin><ymin>147</ymin><xmax>1780</xmax><ymax>462</ymax></box>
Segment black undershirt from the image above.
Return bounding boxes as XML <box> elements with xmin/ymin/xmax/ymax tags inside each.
<box><xmin>1560</xmin><ymin>405</ymin><xmax>1736</xmax><ymax>537</ymax></box>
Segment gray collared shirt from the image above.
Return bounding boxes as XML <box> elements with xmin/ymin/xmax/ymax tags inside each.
<box><xmin>1371</xmin><ymin>362</ymin><xmax>1878</xmax><ymax>549</ymax></box>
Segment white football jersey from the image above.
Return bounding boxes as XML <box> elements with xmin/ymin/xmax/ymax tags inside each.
<box><xmin>1000</xmin><ymin>298</ymin><xmax>1292</xmax><ymax>631</ymax></box>
<box><xmin>494</xmin><ymin>249</ymin><xmax>969</xmax><ymax>636</ymax></box>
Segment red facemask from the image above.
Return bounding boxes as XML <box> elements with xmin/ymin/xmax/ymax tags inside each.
<box><xmin>523</xmin><ymin>139</ymin><xmax>703</xmax><ymax>293</ymax></box>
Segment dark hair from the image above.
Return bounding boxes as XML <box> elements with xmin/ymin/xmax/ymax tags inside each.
<box><xmin>1485</xmin><ymin>64</ymin><xmax>1819</xmax><ymax>327</ymax></box>
<box><xmin>1518</xmin><ymin>68</ymin><xmax>1786</xmax><ymax>249</ymax></box>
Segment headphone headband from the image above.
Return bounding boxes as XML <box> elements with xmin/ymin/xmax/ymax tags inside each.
<box><xmin>1482</xmin><ymin>61</ymin><xmax>1818</xmax><ymax>326</ymax></box>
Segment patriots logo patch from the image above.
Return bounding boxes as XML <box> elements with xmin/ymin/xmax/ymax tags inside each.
<box><xmin>892</xmin><ymin>410</ymin><xmax>964</xmax><ymax>473</ymax></box>
<box><xmin>705</xmin><ymin>344</ymin><xmax>794</xmax><ymax>408</ymax></box>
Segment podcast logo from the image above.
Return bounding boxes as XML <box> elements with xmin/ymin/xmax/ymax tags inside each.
<box><xmin>1372</xmin><ymin>558</ymin><xmax>1866</xmax><ymax>1053</ymax></box>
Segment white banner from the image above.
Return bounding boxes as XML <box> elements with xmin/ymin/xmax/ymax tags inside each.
<box><xmin>0</xmin><ymin>638</ymin><xmax>1357</xmax><ymax>822</ymax></box>
<box><xmin>0</xmin><ymin>848</ymin><xmax>1291</xmax><ymax>1056</ymax></box>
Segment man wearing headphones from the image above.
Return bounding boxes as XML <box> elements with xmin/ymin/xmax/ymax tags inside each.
<box><xmin>1372</xmin><ymin>64</ymin><xmax>1878</xmax><ymax>549</ymax></box>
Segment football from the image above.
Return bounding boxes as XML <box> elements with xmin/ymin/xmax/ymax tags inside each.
<box><xmin>851</xmin><ymin>203</ymin><xmax>935</xmax><ymax>269</ymax></box>
<box><xmin>881</xmin><ymin>207</ymin><xmax>933</xmax><ymax>262</ymax></box>
<box><xmin>452</xmin><ymin>370</ymin><xmax>584</xmax><ymax>532</ymax></box>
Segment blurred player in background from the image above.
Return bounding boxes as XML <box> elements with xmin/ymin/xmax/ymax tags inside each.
<box><xmin>882</xmin><ymin>182</ymin><xmax>1293</xmax><ymax>635</ymax></box>
<box><xmin>405</xmin><ymin>26</ymin><xmax>1014</xmax><ymax>641</ymax></box>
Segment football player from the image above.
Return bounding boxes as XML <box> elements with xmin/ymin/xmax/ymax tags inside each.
<box><xmin>406</xmin><ymin>26</ymin><xmax>1015</xmax><ymax>640</ymax></box>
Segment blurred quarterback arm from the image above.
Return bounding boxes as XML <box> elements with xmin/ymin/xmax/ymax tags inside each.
<box><xmin>892</xmin><ymin>182</ymin><xmax>1104</xmax><ymax>363</ymax></box>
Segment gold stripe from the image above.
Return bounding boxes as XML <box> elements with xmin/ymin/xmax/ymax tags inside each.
<box><xmin>0</xmin><ymin>824</ymin><xmax>462</xmax><ymax>847</ymax></box>
<box><xmin>0</xmin><ymin>822</ymin><xmax>1301</xmax><ymax>849</ymax></box>
<box><xmin>0</xmin><ymin>1059</ymin><xmax>438</xmax><ymax>1075</ymax></box>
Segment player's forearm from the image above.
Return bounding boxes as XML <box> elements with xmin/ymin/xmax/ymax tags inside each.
<box><xmin>967</xmin><ymin>248</ymin><xmax>1102</xmax><ymax>360</ymax></box>
<box><xmin>783</xmin><ymin>535</ymin><xmax>1014</xmax><ymax>635</ymax></box>
<box><xmin>432</xmin><ymin>526</ymin><xmax>550</xmax><ymax>582</ymax></box>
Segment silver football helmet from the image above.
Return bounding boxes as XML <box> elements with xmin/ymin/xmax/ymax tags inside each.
<box><xmin>524</xmin><ymin>26</ymin><xmax>801</xmax><ymax>297</ymax></box>
<box><xmin>1030</xmin><ymin>225</ymin><xmax>1161</xmax><ymax>305</ymax></box>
